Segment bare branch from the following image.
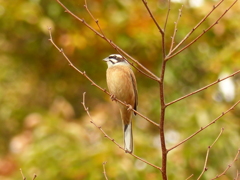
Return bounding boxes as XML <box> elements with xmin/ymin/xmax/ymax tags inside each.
<box><xmin>141</xmin><ymin>0</ymin><xmax>164</xmax><ymax>35</ymax></box>
<box><xmin>55</xmin><ymin>0</ymin><xmax>160</xmax><ymax>81</ymax></box>
<box><xmin>32</xmin><ymin>175</ymin><xmax>37</xmax><ymax>180</ymax></box>
<box><xmin>185</xmin><ymin>174</ymin><xmax>194</xmax><ymax>180</ymax></box>
<box><xmin>48</xmin><ymin>27</ymin><xmax>159</xmax><ymax>128</ymax></box>
<box><xmin>166</xmin><ymin>70</ymin><xmax>240</xmax><ymax>107</ymax></box>
<box><xmin>20</xmin><ymin>169</ymin><xmax>26</xmax><ymax>180</ymax></box>
<box><xmin>234</xmin><ymin>170</ymin><xmax>239</xmax><ymax>180</ymax></box>
<box><xmin>19</xmin><ymin>169</ymin><xmax>37</xmax><ymax>180</ymax></box>
<box><xmin>168</xmin><ymin>100</ymin><xmax>240</xmax><ymax>152</ymax></box>
<box><xmin>197</xmin><ymin>128</ymin><xmax>224</xmax><ymax>180</ymax></box>
<box><xmin>211</xmin><ymin>149</ymin><xmax>240</xmax><ymax>179</ymax></box>
<box><xmin>81</xmin><ymin>92</ymin><xmax>162</xmax><ymax>171</ymax></box>
<box><xmin>164</xmin><ymin>0</ymin><xmax>171</xmax><ymax>32</ymax></box>
<box><xmin>166</xmin><ymin>0</ymin><xmax>238</xmax><ymax>60</ymax></box>
<box><xmin>102</xmin><ymin>162</ymin><xmax>108</xmax><ymax>180</ymax></box>
<box><xmin>84</xmin><ymin>0</ymin><xmax>105</xmax><ymax>36</ymax></box>
<box><xmin>169</xmin><ymin>5</ymin><xmax>183</xmax><ymax>53</ymax></box>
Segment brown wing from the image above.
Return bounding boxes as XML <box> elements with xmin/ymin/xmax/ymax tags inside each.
<box><xmin>130</xmin><ymin>70</ymin><xmax>138</xmax><ymax>115</ymax></box>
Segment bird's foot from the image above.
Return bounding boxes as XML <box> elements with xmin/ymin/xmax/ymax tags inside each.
<box><xmin>110</xmin><ymin>94</ymin><xmax>116</xmax><ymax>101</ymax></box>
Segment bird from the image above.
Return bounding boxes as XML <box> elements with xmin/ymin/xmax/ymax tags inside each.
<box><xmin>103</xmin><ymin>54</ymin><xmax>138</xmax><ymax>153</ymax></box>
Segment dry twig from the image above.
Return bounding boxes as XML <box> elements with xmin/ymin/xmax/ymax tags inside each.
<box><xmin>185</xmin><ymin>174</ymin><xmax>194</xmax><ymax>180</ymax></box>
<box><xmin>20</xmin><ymin>169</ymin><xmax>26</xmax><ymax>180</ymax></box>
<box><xmin>197</xmin><ymin>128</ymin><xmax>224</xmax><ymax>180</ymax></box>
<box><xmin>102</xmin><ymin>162</ymin><xmax>108</xmax><ymax>180</ymax></box>
<box><xmin>169</xmin><ymin>5</ymin><xmax>183</xmax><ymax>53</ymax></box>
<box><xmin>211</xmin><ymin>149</ymin><xmax>240</xmax><ymax>179</ymax></box>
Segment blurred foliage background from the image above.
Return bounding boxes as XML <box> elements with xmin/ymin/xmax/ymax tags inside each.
<box><xmin>0</xmin><ymin>0</ymin><xmax>240</xmax><ymax>179</ymax></box>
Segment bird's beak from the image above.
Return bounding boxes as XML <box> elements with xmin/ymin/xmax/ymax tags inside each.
<box><xmin>103</xmin><ymin>57</ymin><xmax>109</xmax><ymax>62</ymax></box>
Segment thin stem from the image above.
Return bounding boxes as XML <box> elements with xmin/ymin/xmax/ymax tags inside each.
<box><xmin>166</xmin><ymin>70</ymin><xmax>240</xmax><ymax>107</ymax></box>
<box><xmin>185</xmin><ymin>174</ymin><xmax>194</xmax><ymax>180</ymax></box>
<box><xmin>168</xmin><ymin>100</ymin><xmax>240</xmax><ymax>152</ymax></box>
<box><xmin>48</xmin><ymin>27</ymin><xmax>159</xmax><ymax>128</ymax></box>
<box><xmin>164</xmin><ymin>0</ymin><xmax>171</xmax><ymax>32</ymax></box>
<box><xmin>141</xmin><ymin>0</ymin><xmax>164</xmax><ymax>35</ymax></box>
<box><xmin>84</xmin><ymin>0</ymin><xmax>105</xmax><ymax>36</ymax></box>
<box><xmin>211</xmin><ymin>149</ymin><xmax>240</xmax><ymax>180</ymax></box>
<box><xmin>166</xmin><ymin>0</ymin><xmax>238</xmax><ymax>61</ymax></box>
<box><xmin>234</xmin><ymin>170</ymin><xmax>239</xmax><ymax>180</ymax></box>
<box><xmin>169</xmin><ymin>5</ymin><xmax>183</xmax><ymax>53</ymax></box>
<box><xmin>81</xmin><ymin>92</ymin><xmax>162</xmax><ymax>171</ymax></box>
<box><xmin>102</xmin><ymin>162</ymin><xmax>108</xmax><ymax>180</ymax></box>
<box><xmin>197</xmin><ymin>128</ymin><xmax>224</xmax><ymax>180</ymax></box>
<box><xmin>20</xmin><ymin>169</ymin><xmax>26</xmax><ymax>180</ymax></box>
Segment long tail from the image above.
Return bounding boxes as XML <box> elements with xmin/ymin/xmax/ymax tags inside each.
<box><xmin>124</xmin><ymin>123</ymin><xmax>133</xmax><ymax>153</ymax></box>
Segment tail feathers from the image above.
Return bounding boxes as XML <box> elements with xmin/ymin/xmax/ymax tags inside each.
<box><xmin>124</xmin><ymin>123</ymin><xmax>133</xmax><ymax>153</ymax></box>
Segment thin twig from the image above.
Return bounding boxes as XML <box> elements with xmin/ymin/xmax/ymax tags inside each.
<box><xmin>32</xmin><ymin>174</ymin><xmax>37</xmax><ymax>180</ymax></box>
<box><xmin>211</xmin><ymin>149</ymin><xmax>240</xmax><ymax>180</ymax></box>
<box><xmin>81</xmin><ymin>92</ymin><xmax>162</xmax><ymax>171</ymax></box>
<box><xmin>20</xmin><ymin>169</ymin><xmax>26</xmax><ymax>180</ymax></box>
<box><xmin>164</xmin><ymin>0</ymin><xmax>171</xmax><ymax>32</ymax></box>
<box><xmin>234</xmin><ymin>170</ymin><xmax>239</xmax><ymax>180</ymax></box>
<box><xmin>84</xmin><ymin>0</ymin><xmax>105</xmax><ymax>36</ymax></box>
<box><xmin>102</xmin><ymin>162</ymin><xmax>108</xmax><ymax>180</ymax></box>
<box><xmin>141</xmin><ymin>0</ymin><xmax>164</xmax><ymax>35</ymax></box>
<box><xmin>55</xmin><ymin>0</ymin><xmax>160</xmax><ymax>81</ymax></box>
<box><xmin>169</xmin><ymin>5</ymin><xmax>183</xmax><ymax>53</ymax></box>
<box><xmin>166</xmin><ymin>0</ymin><xmax>238</xmax><ymax>61</ymax></box>
<box><xmin>168</xmin><ymin>100</ymin><xmax>240</xmax><ymax>152</ymax></box>
<box><xmin>197</xmin><ymin>128</ymin><xmax>224</xmax><ymax>180</ymax></box>
<box><xmin>185</xmin><ymin>174</ymin><xmax>194</xmax><ymax>180</ymax></box>
<box><xmin>48</xmin><ymin>27</ymin><xmax>159</xmax><ymax>128</ymax></box>
<box><xmin>166</xmin><ymin>70</ymin><xmax>240</xmax><ymax>107</ymax></box>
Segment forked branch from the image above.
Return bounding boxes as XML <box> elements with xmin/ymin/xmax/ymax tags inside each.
<box><xmin>81</xmin><ymin>92</ymin><xmax>162</xmax><ymax>171</ymax></box>
<box><xmin>166</xmin><ymin>0</ymin><xmax>238</xmax><ymax>60</ymax></box>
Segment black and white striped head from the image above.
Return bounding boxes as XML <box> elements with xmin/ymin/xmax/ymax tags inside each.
<box><xmin>103</xmin><ymin>54</ymin><xmax>128</xmax><ymax>68</ymax></box>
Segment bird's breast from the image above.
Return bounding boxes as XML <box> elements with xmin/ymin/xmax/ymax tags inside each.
<box><xmin>106</xmin><ymin>66</ymin><xmax>135</xmax><ymax>105</ymax></box>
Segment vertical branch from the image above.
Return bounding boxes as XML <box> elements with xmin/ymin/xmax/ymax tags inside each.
<box><xmin>20</xmin><ymin>169</ymin><xmax>26</xmax><ymax>180</ymax></box>
<box><xmin>164</xmin><ymin>0</ymin><xmax>171</xmax><ymax>32</ymax></box>
<box><xmin>159</xmin><ymin>60</ymin><xmax>168</xmax><ymax>180</ymax></box>
<box><xmin>169</xmin><ymin>5</ymin><xmax>183</xmax><ymax>53</ymax></box>
<box><xmin>102</xmin><ymin>162</ymin><xmax>108</xmax><ymax>180</ymax></box>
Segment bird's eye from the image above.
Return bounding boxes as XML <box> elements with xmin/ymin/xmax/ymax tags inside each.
<box><xmin>109</xmin><ymin>55</ymin><xmax>116</xmax><ymax>59</ymax></box>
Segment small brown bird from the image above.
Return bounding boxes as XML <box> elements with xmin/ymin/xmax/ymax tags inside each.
<box><xmin>103</xmin><ymin>54</ymin><xmax>138</xmax><ymax>153</ymax></box>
